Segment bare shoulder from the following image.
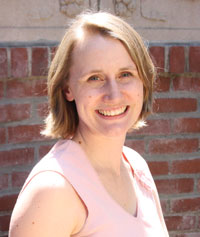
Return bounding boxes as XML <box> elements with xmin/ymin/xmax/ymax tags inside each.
<box><xmin>9</xmin><ymin>171</ymin><xmax>87</xmax><ymax>237</ymax></box>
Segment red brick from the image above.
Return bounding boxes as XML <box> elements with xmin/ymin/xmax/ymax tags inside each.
<box><xmin>171</xmin><ymin>159</ymin><xmax>200</xmax><ymax>174</ymax></box>
<box><xmin>153</xmin><ymin>98</ymin><xmax>197</xmax><ymax>113</ymax></box>
<box><xmin>0</xmin><ymin>128</ymin><xmax>6</xmax><ymax>144</ymax></box>
<box><xmin>0</xmin><ymin>104</ymin><xmax>30</xmax><ymax>122</ymax></box>
<box><xmin>0</xmin><ymin>215</ymin><xmax>10</xmax><ymax>232</ymax></box>
<box><xmin>154</xmin><ymin>77</ymin><xmax>170</xmax><ymax>92</ymax></box>
<box><xmin>51</xmin><ymin>46</ymin><xmax>57</xmax><ymax>61</ymax></box>
<box><xmin>37</xmin><ymin>102</ymin><xmax>48</xmax><ymax>118</ymax></box>
<box><xmin>124</xmin><ymin>139</ymin><xmax>145</xmax><ymax>155</ymax></box>
<box><xmin>7</xmin><ymin>78</ymin><xmax>47</xmax><ymax>98</ymax></box>
<box><xmin>39</xmin><ymin>144</ymin><xmax>53</xmax><ymax>159</ymax></box>
<box><xmin>0</xmin><ymin>174</ymin><xmax>9</xmax><ymax>190</ymax></box>
<box><xmin>12</xmin><ymin>171</ymin><xmax>29</xmax><ymax>187</ymax></box>
<box><xmin>0</xmin><ymin>48</ymin><xmax>8</xmax><ymax>78</ymax></box>
<box><xmin>189</xmin><ymin>46</ymin><xmax>200</xmax><ymax>72</ymax></box>
<box><xmin>155</xmin><ymin>178</ymin><xmax>194</xmax><ymax>195</ymax></box>
<box><xmin>165</xmin><ymin>215</ymin><xmax>195</xmax><ymax>231</ymax></box>
<box><xmin>0</xmin><ymin>81</ymin><xmax>3</xmax><ymax>99</ymax></box>
<box><xmin>0</xmin><ymin>194</ymin><xmax>18</xmax><ymax>211</ymax></box>
<box><xmin>149</xmin><ymin>138</ymin><xmax>198</xmax><ymax>154</ymax></box>
<box><xmin>171</xmin><ymin>198</ymin><xmax>200</xmax><ymax>213</ymax></box>
<box><xmin>8</xmin><ymin>124</ymin><xmax>44</xmax><ymax>143</ymax></box>
<box><xmin>32</xmin><ymin>47</ymin><xmax>48</xmax><ymax>76</ymax></box>
<box><xmin>0</xmin><ymin>148</ymin><xmax>34</xmax><ymax>167</ymax></box>
<box><xmin>173</xmin><ymin>118</ymin><xmax>200</xmax><ymax>133</ymax></box>
<box><xmin>147</xmin><ymin>161</ymin><xmax>169</xmax><ymax>175</ymax></box>
<box><xmin>198</xmin><ymin>179</ymin><xmax>200</xmax><ymax>193</ymax></box>
<box><xmin>11</xmin><ymin>48</ymin><xmax>28</xmax><ymax>78</ymax></box>
<box><xmin>173</xmin><ymin>77</ymin><xmax>200</xmax><ymax>92</ymax></box>
<box><xmin>160</xmin><ymin>199</ymin><xmax>168</xmax><ymax>215</ymax></box>
<box><xmin>169</xmin><ymin>47</ymin><xmax>185</xmax><ymax>73</ymax></box>
<box><xmin>134</xmin><ymin>119</ymin><xmax>171</xmax><ymax>135</ymax></box>
<box><xmin>149</xmin><ymin>46</ymin><xmax>165</xmax><ymax>72</ymax></box>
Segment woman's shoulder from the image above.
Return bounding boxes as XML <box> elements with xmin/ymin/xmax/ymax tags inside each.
<box><xmin>10</xmin><ymin>169</ymin><xmax>87</xmax><ymax>237</ymax></box>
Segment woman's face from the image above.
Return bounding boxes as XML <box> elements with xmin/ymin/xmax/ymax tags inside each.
<box><xmin>65</xmin><ymin>33</ymin><xmax>143</xmax><ymax>138</ymax></box>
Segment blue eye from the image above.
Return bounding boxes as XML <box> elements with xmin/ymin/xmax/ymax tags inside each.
<box><xmin>88</xmin><ymin>75</ymin><xmax>100</xmax><ymax>81</ymax></box>
<box><xmin>121</xmin><ymin>72</ymin><xmax>132</xmax><ymax>78</ymax></box>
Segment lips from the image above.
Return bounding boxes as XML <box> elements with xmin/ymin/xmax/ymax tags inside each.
<box><xmin>98</xmin><ymin>106</ymin><xmax>127</xmax><ymax>116</ymax></box>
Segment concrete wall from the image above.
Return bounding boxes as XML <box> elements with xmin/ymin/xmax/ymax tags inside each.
<box><xmin>0</xmin><ymin>0</ymin><xmax>200</xmax><ymax>43</ymax></box>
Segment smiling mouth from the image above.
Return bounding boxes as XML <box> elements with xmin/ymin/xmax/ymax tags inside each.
<box><xmin>98</xmin><ymin>106</ymin><xmax>128</xmax><ymax>116</ymax></box>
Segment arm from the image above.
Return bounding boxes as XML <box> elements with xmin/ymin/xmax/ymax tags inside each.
<box><xmin>9</xmin><ymin>171</ymin><xmax>87</xmax><ymax>237</ymax></box>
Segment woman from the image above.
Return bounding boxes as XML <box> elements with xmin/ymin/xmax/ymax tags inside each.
<box><xmin>9</xmin><ymin>12</ymin><xmax>169</xmax><ymax>237</ymax></box>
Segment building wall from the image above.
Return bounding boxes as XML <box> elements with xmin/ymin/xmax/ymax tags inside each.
<box><xmin>0</xmin><ymin>1</ymin><xmax>200</xmax><ymax>237</ymax></box>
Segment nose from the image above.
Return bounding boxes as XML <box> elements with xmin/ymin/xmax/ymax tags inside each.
<box><xmin>103</xmin><ymin>79</ymin><xmax>122</xmax><ymax>104</ymax></box>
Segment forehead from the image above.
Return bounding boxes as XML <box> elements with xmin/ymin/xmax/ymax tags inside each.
<box><xmin>71</xmin><ymin>33</ymin><xmax>136</xmax><ymax>69</ymax></box>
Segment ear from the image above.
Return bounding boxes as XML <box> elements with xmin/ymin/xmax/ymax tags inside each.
<box><xmin>64</xmin><ymin>86</ymin><xmax>74</xmax><ymax>101</ymax></box>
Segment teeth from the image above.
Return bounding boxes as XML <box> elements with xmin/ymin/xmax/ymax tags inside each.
<box><xmin>98</xmin><ymin>106</ymin><xmax>127</xmax><ymax>116</ymax></box>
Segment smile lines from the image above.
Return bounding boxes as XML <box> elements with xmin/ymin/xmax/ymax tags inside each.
<box><xmin>98</xmin><ymin>106</ymin><xmax>127</xmax><ymax>116</ymax></box>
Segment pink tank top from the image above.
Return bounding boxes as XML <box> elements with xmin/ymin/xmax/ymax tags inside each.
<box><xmin>21</xmin><ymin>139</ymin><xmax>167</xmax><ymax>237</ymax></box>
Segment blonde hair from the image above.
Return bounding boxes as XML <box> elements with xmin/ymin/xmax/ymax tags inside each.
<box><xmin>42</xmin><ymin>11</ymin><xmax>156</xmax><ymax>139</ymax></box>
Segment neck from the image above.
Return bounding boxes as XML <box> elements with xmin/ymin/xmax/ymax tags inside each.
<box><xmin>72</xmin><ymin>129</ymin><xmax>126</xmax><ymax>176</ymax></box>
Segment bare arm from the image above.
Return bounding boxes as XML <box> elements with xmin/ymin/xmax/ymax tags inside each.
<box><xmin>9</xmin><ymin>171</ymin><xmax>87</xmax><ymax>237</ymax></box>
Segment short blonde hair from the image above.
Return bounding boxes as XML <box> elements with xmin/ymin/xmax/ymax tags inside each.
<box><xmin>42</xmin><ymin>11</ymin><xmax>156</xmax><ymax>139</ymax></box>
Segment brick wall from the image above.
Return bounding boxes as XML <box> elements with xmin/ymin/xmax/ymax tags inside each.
<box><xmin>0</xmin><ymin>43</ymin><xmax>200</xmax><ymax>237</ymax></box>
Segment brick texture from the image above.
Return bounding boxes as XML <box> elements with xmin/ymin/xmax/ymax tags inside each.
<box><xmin>11</xmin><ymin>48</ymin><xmax>28</xmax><ymax>78</ymax></box>
<box><xmin>32</xmin><ymin>47</ymin><xmax>48</xmax><ymax>76</ymax></box>
<box><xmin>189</xmin><ymin>46</ymin><xmax>200</xmax><ymax>72</ymax></box>
<box><xmin>169</xmin><ymin>47</ymin><xmax>185</xmax><ymax>73</ymax></box>
<box><xmin>0</xmin><ymin>43</ymin><xmax>199</xmax><ymax>237</ymax></box>
<box><xmin>0</xmin><ymin>48</ymin><xmax>8</xmax><ymax>78</ymax></box>
<box><xmin>0</xmin><ymin>104</ymin><xmax>30</xmax><ymax>122</ymax></box>
<box><xmin>149</xmin><ymin>46</ymin><xmax>165</xmax><ymax>72</ymax></box>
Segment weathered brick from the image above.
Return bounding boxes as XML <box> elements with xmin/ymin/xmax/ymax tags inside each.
<box><xmin>39</xmin><ymin>144</ymin><xmax>53</xmax><ymax>159</ymax></box>
<box><xmin>169</xmin><ymin>47</ymin><xmax>185</xmax><ymax>73</ymax></box>
<box><xmin>165</xmin><ymin>216</ymin><xmax>196</xmax><ymax>231</ymax></box>
<box><xmin>32</xmin><ymin>47</ymin><xmax>48</xmax><ymax>76</ymax></box>
<box><xmin>189</xmin><ymin>46</ymin><xmax>200</xmax><ymax>72</ymax></box>
<box><xmin>0</xmin><ymin>104</ymin><xmax>30</xmax><ymax>122</ymax></box>
<box><xmin>171</xmin><ymin>159</ymin><xmax>200</xmax><ymax>174</ymax></box>
<box><xmin>37</xmin><ymin>102</ymin><xmax>48</xmax><ymax>118</ymax></box>
<box><xmin>0</xmin><ymin>215</ymin><xmax>10</xmax><ymax>232</ymax></box>
<box><xmin>0</xmin><ymin>127</ymin><xmax>6</xmax><ymax>144</ymax></box>
<box><xmin>154</xmin><ymin>77</ymin><xmax>170</xmax><ymax>92</ymax></box>
<box><xmin>173</xmin><ymin>77</ymin><xmax>200</xmax><ymax>92</ymax></box>
<box><xmin>6</xmin><ymin>78</ymin><xmax>47</xmax><ymax>98</ymax></box>
<box><xmin>0</xmin><ymin>48</ymin><xmax>8</xmax><ymax>78</ymax></box>
<box><xmin>51</xmin><ymin>46</ymin><xmax>57</xmax><ymax>61</ymax></box>
<box><xmin>153</xmin><ymin>98</ymin><xmax>197</xmax><ymax>113</ymax></box>
<box><xmin>0</xmin><ymin>194</ymin><xmax>18</xmax><ymax>212</ymax></box>
<box><xmin>0</xmin><ymin>148</ymin><xmax>34</xmax><ymax>167</ymax></box>
<box><xmin>149</xmin><ymin>46</ymin><xmax>165</xmax><ymax>72</ymax></box>
<box><xmin>11</xmin><ymin>48</ymin><xmax>28</xmax><ymax>78</ymax></box>
<box><xmin>124</xmin><ymin>139</ymin><xmax>145</xmax><ymax>155</ymax></box>
<box><xmin>0</xmin><ymin>174</ymin><xmax>9</xmax><ymax>190</ymax></box>
<box><xmin>173</xmin><ymin>118</ymin><xmax>200</xmax><ymax>133</ymax></box>
<box><xmin>171</xmin><ymin>198</ymin><xmax>200</xmax><ymax>213</ymax></box>
<box><xmin>148</xmin><ymin>161</ymin><xmax>169</xmax><ymax>175</ymax></box>
<box><xmin>149</xmin><ymin>138</ymin><xmax>198</xmax><ymax>154</ymax></box>
<box><xmin>0</xmin><ymin>81</ymin><xmax>3</xmax><ymax>99</ymax></box>
<box><xmin>134</xmin><ymin>119</ymin><xmax>171</xmax><ymax>135</ymax></box>
<box><xmin>8</xmin><ymin>124</ymin><xmax>44</xmax><ymax>143</ymax></box>
<box><xmin>155</xmin><ymin>178</ymin><xmax>194</xmax><ymax>195</ymax></box>
<box><xmin>12</xmin><ymin>171</ymin><xmax>29</xmax><ymax>187</ymax></box>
